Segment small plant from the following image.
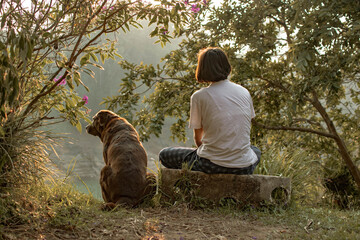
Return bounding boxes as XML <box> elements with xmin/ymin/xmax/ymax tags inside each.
<box><xmin>254</xmin><ymin>143</ymin><xmax>324</xmax><ymax>206</ymax></box>
<box><xmin>156</xmin><ymin>161</ymin><xmax>211</xmax><ymax>209</ymax></box>
<box><xmin>322</xmin><ymin>165</ymin><xmax>360</xmax><ymax>209</ymax></box>
<box><xmin>0</xmin><ymin>176</ymin><xmax>99</xmax><ymax>228</ymax></box>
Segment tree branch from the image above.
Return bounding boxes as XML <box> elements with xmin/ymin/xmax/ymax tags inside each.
<box><xmin>256</xmin><ymin>75</ymin><xmax>290</xmax><ymax>92</ymax></box>
<box><xmin>267</xmin><ymin>14</ymin><xmax>293</xmax><ymax>45</ymax></box>
<box><xmin>308</xmin><ymin>91</ymin><xmax>360</xmax><ymax>189</ymax></box>
<box><xmin>20</xmin><ymin>1</ymin><xmax>138</xmax><ymax>119</ymax></box>
<box><xmin>291</xmin><ymin>117</ymin><xmax>323</xmax><ymax>128</ymax></box>
<box><xmin>67</xmin><ymin>1</ymin><xmax>106</xmax><ymax>66</ymax></box>
<box><xmin>21</xmin><ymin>70</ymin><xmax>68</xmax><ymax>118</ymax></box>
<box><xmin>252</xmin><ymin>119</ymin><xmax>336</xmax><ymax>139</ymax></box>
<box><xmin>308</xmin><ymin>91</ymin><xmax>338</xmax><ymax>135</ymax></box>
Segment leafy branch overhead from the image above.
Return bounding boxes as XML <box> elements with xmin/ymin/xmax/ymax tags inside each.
<box><xmin>0</xmin><ymin>0</ymin><xmax>206</xmax><ymax>185</ymax></box>
<box><xmin>106</xmin><ymin>0</ymin><xmax>360</xmax><ymax>190</ymax></box>
<box><xmin>1</xmin><ymin>0</ymin><xmax>203</xmax><ymax>130</ymax></box>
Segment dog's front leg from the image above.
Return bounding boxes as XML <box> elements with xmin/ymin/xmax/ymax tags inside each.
<box><xmin>100</xmin><ymin>165</ymin><xmax>112</xmax><ymax>203</ymax></box>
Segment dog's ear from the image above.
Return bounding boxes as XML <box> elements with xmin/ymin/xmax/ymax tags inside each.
<box><xmin>97</xmin><ymin>110</ymin><xmax>117</xmax><ymax>127</ymax></box>
<box><xmin>94</xmin><ymin>110</ymin><xmax>118</xmax><ymax>133</ymax></box>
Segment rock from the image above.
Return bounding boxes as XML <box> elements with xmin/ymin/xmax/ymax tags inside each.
<box><xmin>160</xmin><ymin>168</ymin><xmax>291</xmax><ymax>206</ymax></box>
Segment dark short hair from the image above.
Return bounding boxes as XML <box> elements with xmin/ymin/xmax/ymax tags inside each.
<box><xmin>195</xmin><ymin>47</ymin><xmax>232</xmax><ymax>83</ymax></box>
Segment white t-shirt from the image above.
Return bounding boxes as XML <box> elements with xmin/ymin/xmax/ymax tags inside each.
<box><xmin>189</xmin><ymin>79</ymin><xmax>258</xmax><ymax>168</ymax></box>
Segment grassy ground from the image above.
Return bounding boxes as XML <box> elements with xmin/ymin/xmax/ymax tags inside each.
<box><xmin>3</xmin><ymin>204</ymin><xmax>360</xmax><ymax>240</ymax></box>
<box><xmin>1</xmin><ymin>181</ymin><xmax>360</xmax><ymax>240</ymax></box>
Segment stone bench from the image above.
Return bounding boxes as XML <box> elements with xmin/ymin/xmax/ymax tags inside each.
<box><xmin>160</xmin><ymin>168</ymin><xmax>291</xmax><ymax>206</ymax></box>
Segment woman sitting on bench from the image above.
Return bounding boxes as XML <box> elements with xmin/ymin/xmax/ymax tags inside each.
<box><xmin>159</xmin><ymin>47</ymin><xmax>261</xmax><ymax>175</ymax></box>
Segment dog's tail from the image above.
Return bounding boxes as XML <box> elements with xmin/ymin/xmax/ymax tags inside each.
<box><xmin>132</xmin><ymin>173</ymin><xmax>157</xmax><ymax>208</ymax></box>
<box><xmin>143</xmin><ymin>172</ymin><xmax>157</xmax><ymax>198</ymax></box>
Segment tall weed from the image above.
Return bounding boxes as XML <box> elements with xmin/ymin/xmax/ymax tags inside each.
<box><xmin>0</xmin><ymin>176</ymin><xmax>98</xmax><ymax>227</ymax></box>
<box><xmin>254</xmin><ymin>144</ymin><xmax>324</xmax><ymax>205</ymax></box>
<box><xmin>0</xmin><ymin>116</ymin><xmax>62</xmax><ymax>190</ymax></box>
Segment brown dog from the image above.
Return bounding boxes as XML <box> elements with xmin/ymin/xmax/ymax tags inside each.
<box><xmin>86</xmin><ymin>110</ymin><xmax>151</xmax><ymax>209</ymax></box>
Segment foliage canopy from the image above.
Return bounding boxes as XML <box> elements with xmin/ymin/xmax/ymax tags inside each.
<box><xmin>0</xmin><ymin>0</ymin><xmax>205</xmax><ymax>186</ymax></box>
<box><xmin>104</xmin><ymin>0</ymin><xmax>360</xmax><ymax>192</ymax></box>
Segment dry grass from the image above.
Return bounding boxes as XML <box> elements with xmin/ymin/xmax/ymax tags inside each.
<box><xmin>1</xmin><ymin>176</ymin><xmax>360</xmax><ymax>240</ymax></box>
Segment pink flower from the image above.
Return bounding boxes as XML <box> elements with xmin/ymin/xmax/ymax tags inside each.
<box><xmin>54</xmin><ymin>77</ymin><xmax>66</xmax><ymax>86</ymax></box>
<box><xmin>160</xmin><ymin>26</ymin><xmax>169</xmax><ymax>35</ymax></box>
<box><xmin>203</xmin><ymin>0</ymin><xmax>208</xmax><ymax>5</ymax></box>
<box><xmin>184</xmin><ymin>0</ymin><xmax>189</xmax><ymax>5</ymax></box>
<box><xmin>82</xmin><ymin>95</ymin><xmax>89</xmax><ymax>104</ymax></box>
<box><xmin>59</xmin><ymin>79</ymin><xmax>66</xmax><ymax>85</ymax></box>
<box><xmin>191</xmin><ymin>4</ymin><xmax>200</xmax><ymax>13</ymax></box>
<box><xmin>102</xmin><ymin>6</ymin><xmax>114</xmax><ymax>12</ymax></box>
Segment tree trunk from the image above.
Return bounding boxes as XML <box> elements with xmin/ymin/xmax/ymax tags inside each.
<box><xmin>310</xmin><ymin>91</ymin><xmax>360</xmax><ymax>191</ymax></box>
<box><xmin>333</xmin><ymin>134</ymin><xmax>360</xmax><ymax>190</ymax></box>
<box><xmin>252</xmin><ymin>91</ymin><xmax>360</xmax><ymax>191</ymax></box>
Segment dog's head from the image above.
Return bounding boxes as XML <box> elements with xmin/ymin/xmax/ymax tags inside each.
<box><xmin>86</xmin><ymin>110</ymin><xmax>119</xmax><ymax>138</ymax></box>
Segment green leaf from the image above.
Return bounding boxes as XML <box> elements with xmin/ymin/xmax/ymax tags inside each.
<box><xmin>0</xmin><ymin>126</ymin><xmax>5</xmax><ymax>137</ymax></box>
<box><xmin>43</xmin><ymin>32</ymin><xmax>51</xmax><ymax>38</ymax></box>
<box><xmin>1</xmin><ymin>14</ymin><xmax>6</xmax><ymax>29</ymax></box>
<box><xmin>124</xmin><ymin>22</ymin><xmax>130</xmax><ymax>31</ymax></box>
<box><xmin>27</xmin><ymin>38</ymin><xmax>34</xmax><ymax>59</ymax></box>
<box><xmin>84</xmin><ymin>117</ymin><xmax>92</xmax><ymax>124</ymax></box>
<box><xmin>89</xmin><ymin>52</ymin><xmax>98</xmax><ymax>62</ymax></box>
<box><xmin>12</xmin><ymin>76</ymin><xmax>19</xmax><ymax>98</ymax></box>
<box><xmin>80</xmin><ymin>54</ymin><xmax>90</xmax><ymax>66</ymax></box>
<box><xmin>148</xmin><ymin>15</ymin><xmax>157</xmax><ymax>26</ymax></box>
<box><xmin>56</xmin><ymin>60</ymin><xmax>66</xmax><ymax>68</ymax></box>
<box><xmin>114</xmin><ymin>52</ymin><xmax>122</xmax><ymax>58</ymax></box>
<box><xmin>100</xmin><ymin>53</ymin><xmax>105</xmax><ymax>64</ymax></box>
<box><xmin>75</xmin><ymin>121</ymin><xmax>82</xmax><ymax>133</ymax></box>
<box><xmin>73</xmin><ymin>71</ymin><xmax>81</xmax><ymax>86</ymax></box>
<box><xmin>77</xmin><ymin>101</ymin><xmax>85</xmax><ymax>107</ymax></box>
<box><xmin>19</xmin><ymin>34</ymin><xmax>25</xmax><ymax>49</ymax></box>
<box><xmin>150</xmin><ymin>27</ymin><xmax>158</xmax><ymax>38</ymax></box>
<box><xmin>66</xmin><ymin>75</ymin><xmax>74</xmax><ymax>89</ymax></box>
<box><xmin>88</xmin><ymin>62</ymin><xmax>104</xmax><ymax>70</ymax></box>
<box><xmin>55</xmin><ymin>104</ymin><xmax>65</xmax><ymax>111</ymax></box>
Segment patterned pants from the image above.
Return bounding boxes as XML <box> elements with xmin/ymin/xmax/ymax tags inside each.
<box><xmin>159</xmin><ymin>146</ymin><xmax>261</xmax><ymax>175</ymax></box>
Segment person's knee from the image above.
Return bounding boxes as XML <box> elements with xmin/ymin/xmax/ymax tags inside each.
<box><xmin>250</xmin><ymin>145</ymin><xmax>261</xmax><ymax>161</ymax></box>
<box><xmin>159</xmin><ymin>147</ymin><xmax>171</xmax><ymax>162</ymax></box>
<box><xmin>159</xmin><ymin>147</ymin><xmax>176</xmax><ymax>168</ymax></box>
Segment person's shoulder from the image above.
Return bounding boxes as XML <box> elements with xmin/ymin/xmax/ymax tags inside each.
<box><xmin>191</xmin><ymin>88</ymin><xmax>209</xmax><ymax>103</ymax></box>
<box><xmin>229</xmin><ymin>81</ymin><xmax>249</xmax><ymax>90</ymax></box>
<box><xmin>192</xmin><ymin>87</ymin><xmax>208</xmax><ymax>96</ymax></box>
<box><xmin>229</xmin><ymin>81</ymin><xmax>252</xmax><ymax>98</ymax></box>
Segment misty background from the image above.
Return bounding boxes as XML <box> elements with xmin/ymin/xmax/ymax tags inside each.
<box><xmin>50</xmin><ymin>24</ymin><xmax>193</xmax><ymax>199</ymax></box>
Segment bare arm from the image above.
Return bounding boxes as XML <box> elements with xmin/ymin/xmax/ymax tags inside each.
<box><xmin>194</xmin><ymin>128</ymin><xmax>203</xmax><ymax>147</ymax></box>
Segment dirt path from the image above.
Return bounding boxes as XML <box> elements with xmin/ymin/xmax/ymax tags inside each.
<box><xmin>2</xmin><ymin>206</ymin><xmax>291</xmax><ymax>240</ymax></box>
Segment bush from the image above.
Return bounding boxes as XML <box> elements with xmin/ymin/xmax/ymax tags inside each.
<box><xmin>0</xmin><ymin>177</ymin><xmax>98</xmax><ymax>227</ymax></box>
<box><xmin>254</xmin><ymin>143</ymin><xmax>324</xmax><ymax>205</ymax></box>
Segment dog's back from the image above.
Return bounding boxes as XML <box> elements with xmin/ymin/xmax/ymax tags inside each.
<box><xmin>87</xmin><ymin>110</ymin><xmax>150</xmax><ymax>208</ymax></box>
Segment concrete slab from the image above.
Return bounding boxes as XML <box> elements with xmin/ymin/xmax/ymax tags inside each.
<box><xmin>160</xmin><ymin>168</ymin><xmax>291</xmax><ymax>206</ymax></box>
